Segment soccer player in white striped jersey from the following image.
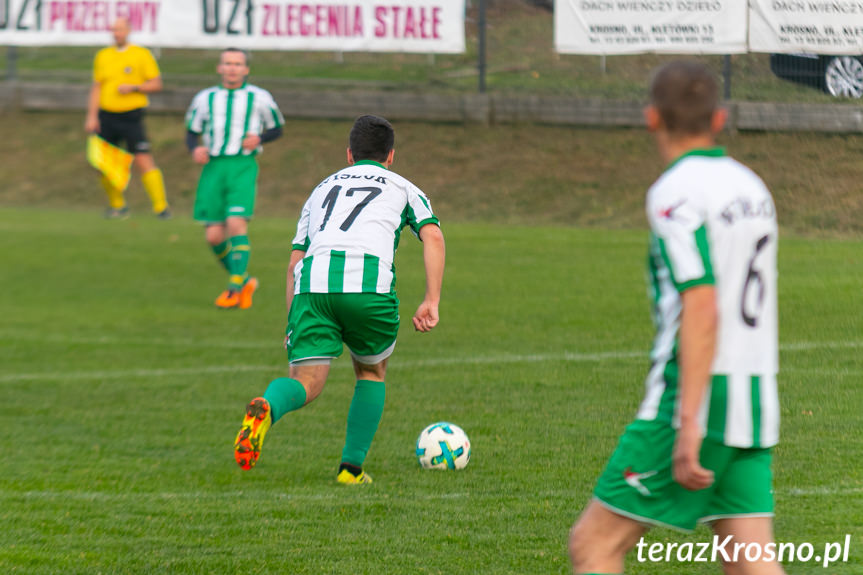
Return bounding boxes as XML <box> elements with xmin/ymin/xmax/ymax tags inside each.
<box><xmin>570</xmin><ymin>61</ymin><xmax>785</xmax><ymax>575</ymax></box>
<box><xmin>185</xmin><ymin>48</ymin><xmax>285</xmax><ymax>309</ymax></box>
<box><xmin>234</xmin><ymin>115</ymin><xmax>446</xmax><ymax>485</ymax></box>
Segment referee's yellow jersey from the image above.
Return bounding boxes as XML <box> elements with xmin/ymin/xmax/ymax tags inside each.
<box><xmin>93</xmin><ymin>45</ymin><xmax>160</xmax><ymax>113</ymax></box>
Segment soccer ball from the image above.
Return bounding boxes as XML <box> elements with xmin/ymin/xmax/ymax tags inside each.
<box><xmin>415</xmin><ymin>422</ymin><xmax>471</xmax><ymax>470</ymax></box>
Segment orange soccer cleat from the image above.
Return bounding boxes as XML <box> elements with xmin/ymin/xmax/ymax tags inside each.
<box><xmin>239</xmin><ymin>277</ymin><xmax>258</xmax><ymax>310</ymax></box>
<box><xmin>215</xmin><ymin>289</ymin><xmax>240</xmax><ymax>309</ymax></box>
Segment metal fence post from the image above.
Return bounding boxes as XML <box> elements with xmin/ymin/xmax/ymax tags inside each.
<box><xmin>723</xmin><ymin>55</ymin><xmax>732</xmax><ymax>100</ymax></box>
<box><xmin>478</xmin><ymin>0</ymin><xmax>487</xmax><ymax>94</ymax></box>
<box><xmin>7</xmin><ymin>46</ymin><xmax>18</xmax><ymax>82</ymax></box>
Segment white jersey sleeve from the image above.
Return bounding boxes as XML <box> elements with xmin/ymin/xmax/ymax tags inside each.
<box><xmin>404</xmin><ymin>183</ymin><xmax>438</xmax><ymax>235</ymax></box>
<box><xmin>185</xmin><ymin>88</ymin><xmax>212</xmax><ymax>135</ymax></box>
<box><xmin>256</xmin><ymin>88</ymin><xmax>284</xmax><ymax>131</ymax></box>
<box><xmin>646</xmin><ymin>182</ymin><xmax>713</xmax><ymax>291</ymax></box>
<box><xmin>292</xmin><ymin>199</ymin><xmax>313</xmax><ymax>252</ymax></box>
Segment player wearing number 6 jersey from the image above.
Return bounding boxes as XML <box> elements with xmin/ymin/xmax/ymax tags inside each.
<box><xmin>233</xmin><ymin>115</ymin><xmax>446</xmax><ymax>485</ymax></box>
<box><xmin>570</xmin><ymin>61</ymin><xmax>785</xmax><ymax>575</ymax></box>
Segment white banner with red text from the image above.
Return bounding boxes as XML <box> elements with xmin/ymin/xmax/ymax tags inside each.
<box><xmin>0</xmin><ymin>0</ymin><xmax>465</xmax><ymax>53</ymax></box>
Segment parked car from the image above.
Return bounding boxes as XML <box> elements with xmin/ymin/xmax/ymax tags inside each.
<box><xmin>770</xmin><ymin>54</ymin><xmax>863</xmax><ymax>99</ymax></box>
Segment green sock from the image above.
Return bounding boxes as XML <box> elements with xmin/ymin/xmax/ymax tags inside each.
<box><xmin>341</xmin><ymin>379</ymin><xmax>386</xmax><ymax>468</ymax></box>
<box><xmin>211</xmin><ymin>240</ymin><xmax>232</xmax><ymax>273</ymax></box>
<box><xmin>228</xmin><ymin>234</ymin><xmax>250</xmax><ymax>291</ymax></box>
<box><xmin>263</xmin><ymin>377</ymin><xmax>307</xmax><ymax>424</ymax></box>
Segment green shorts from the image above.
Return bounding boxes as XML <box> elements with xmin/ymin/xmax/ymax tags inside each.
<box><xmin>286</xmin><ymin>292</ymin><xmax>400</xmax><ymax>364</ymax></box>
<box><xmin>193</xmin><ymin>155</ymin><xmax>259</xmax><ymax>223</ymax></box>
<box><xmin>593</xmin><ymin>419</ymin><xmax>774</xmax><ymax>532</ymax></box>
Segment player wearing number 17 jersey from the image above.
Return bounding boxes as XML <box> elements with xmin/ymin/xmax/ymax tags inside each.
<box><xmin>570</xmin><ymin>62</ymin><xmax>785</xmax><ymax>575</ymax></box>
<box><xmin>233</xmin><ymin>115</ymin><xmax>446</xmax><ymax>485</ymax></box>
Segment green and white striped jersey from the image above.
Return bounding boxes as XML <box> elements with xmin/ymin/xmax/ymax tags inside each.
<box><xmin>185</xmin><ymin>83</ymin><xmax>284</xmax><ymax>157</ymax></box>
<box><xmin>640</xmin><ymin>148</ymin><xmax>779</xmax><ymax>449</ymax></box>
<box><xmin>291</xmin><ymin>160</ymin><xmax>439</xmax><ymax>295</ymax></box>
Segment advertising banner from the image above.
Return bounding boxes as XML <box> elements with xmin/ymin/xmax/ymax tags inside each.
<box><xmin>749</xmin><ymin>0</ymin><xmax>863</xmax><ymax>53</ymax></box>
<box><xmin>554</xmin><ymin>0</ymin><xmax>747</xmax><ymax>54</ymax></box>
<box><xmin>0</xmin><ymin>0</ymin><xmax>466</xmax><ymax>53</ymax></box>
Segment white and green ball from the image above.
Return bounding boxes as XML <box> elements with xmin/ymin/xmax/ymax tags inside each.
<box><xmin>415</xmin><ymin>422</ymin><xmax>471</xmax><ymax>470</ymax></box>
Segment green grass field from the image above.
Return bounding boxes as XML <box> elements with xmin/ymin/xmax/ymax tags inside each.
<box><xmin>4</xmin><ymin>112</ymin><xmax>863</xmax><ymax>236</ymax></box>
<box><xmin>2</xmin><ymin>208</ymin><xmax>861</xmax><ymax>574</ymax></box>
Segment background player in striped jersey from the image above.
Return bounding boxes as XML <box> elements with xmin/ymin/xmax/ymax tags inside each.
<box><xmin>185</xmin><ymin>48</ymin><xmax>285</xmax><ymax>309</ymax></box>
<box><xmin>569</xmin><ymin>61</ymin><xmax>784</xmax><ymax>575</ymax></box>
<box><xmin>233</xmin><ymin>115</ymin><xmax>446</xmax><ymax>485</ymax></box>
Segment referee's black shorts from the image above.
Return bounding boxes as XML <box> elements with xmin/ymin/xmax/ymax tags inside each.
<box><xmin>98</xmin><ymin>108</ymin><xmax>151</xmax><ymax>154</ymax></box>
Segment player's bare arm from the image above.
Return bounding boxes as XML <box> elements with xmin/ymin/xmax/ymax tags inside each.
<box><xmin>413</xmin><ymin>223</ymin><xmax>445</xmax><ymax>333</ymax></box>
<box><xmin>674</xmin><ymin>284</ymin><xmax>718</xmax><ymax>491</ymax></box>
<box><xmin>286</xmin><ymin>249</ymin><xmax>306</xmax><ymax>315</ymax></box>
<box><xmin>118</xmin><ymin>76</ymin><xmax>163</xmax><ymax>95</ymax></box>
<box><xmin>85</xmin><ymin>82</ymin><xmax>101</xmax><ymax>132</ymax></box>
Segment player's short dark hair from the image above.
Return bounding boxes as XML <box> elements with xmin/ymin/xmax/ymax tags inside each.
<box><xmin>221</xmin><ymin>47</ymin><xmax>249</xmax><ymax>66</ymax></box>
<box><xmin>649</xmin><ymin>60</ymin><xmax>719</xmax><ymax>135</ymax></box>
<box><xmin>349</xmin><ymin>115</ymin><xmax>395</xmax><ymax>163</ymax></box>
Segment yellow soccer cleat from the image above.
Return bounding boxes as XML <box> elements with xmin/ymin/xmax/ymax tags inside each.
<box><xmin>234</xmin><ymin>397</ymin><xmax>272</xmax><ymax>470</ymax></box>
<box><xmin>336</xmin><ymin>468</ymin><xmax>373</xmax><ymax>485</ymax></box>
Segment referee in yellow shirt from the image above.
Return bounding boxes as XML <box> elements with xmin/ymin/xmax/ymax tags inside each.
<box><xmin>85</xmin><ymin>18</ymin><xmax>170</xmax><ymax>219</ymax></box>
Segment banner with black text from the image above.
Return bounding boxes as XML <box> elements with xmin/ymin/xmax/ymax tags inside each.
<box><xmin>749</xmin><ymin>0</ymin><xmax>863</xmax><ymax>53</ymax></box>
<box><xmin>554</xmin><ymin>0</ymin><xmax>747</xmax><ymax>54</ymax></box>
<box><xmin>0</xmin><ymin>0</ymin><xmax>465</xmax><ymax>53</ymax></box>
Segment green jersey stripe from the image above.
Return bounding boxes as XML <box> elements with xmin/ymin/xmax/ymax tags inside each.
<box><xmin>694</xmin><ymin>224</ymin><xmax>713</xmax><ymax>279</ymax></box>
<box><xmin>416</xmin><ymin>194</ymin><xmax>432</xmax><ymax>211</ymax></box>
<box><xmin>657</xmin><ymin>351</ymin><xmax>678</xmax><ymax>422</ymax></box>
<box><xmin>219</xmin><ymin>90</ymin><xmax>235</xmax><ymax>157</ymax></box>
<box><xmin>665</xmin><ymin>146</ymin><xmax>726</xmax><ymax>171</ymax></box>
<box><xmin>676</xmin><ymin>276</ymin><xmax>715</xmax><ymax>291</ymax></box>
<box><xmin>300</xmin><ymin>255</ymin><xmax>313</xmax><ymax>293</ymax></box>
<box><xmin>186</xmin><ymin>107</ymin><xmax>198</xmax><ymax>131</ymax></box>
<box><xmin>415</xmin><ymin>217</ymin><xmax>441</xmax><ymax>231</ymax></box>
<box><xmin>751</xmin><ymin>376</ymin><xmax>762</xmax><ymax>448</ymax></box>
<box><xmin>207</xmin><ymin>90</ymin><xmax>216</xmax><ymax>151</ymax></box>
<box><xmin>647</xmin><ymin>239</ymin><xmax>662</xmax><ymax>309</ymax></box>
<box><xmin>328</xmin><ymin>250</ymin><xmax>346</xmax><ymax>292</ymax></box>
<box><xmin>242</xmin><ymin>91</ymin><xmax>255</xmax><ymax>152</ymax></box>
<box><xmin>707</xmin><ymin>374</ymin><xmax>728</xmax><ymax>441</ymax></box>
<box><xmin>362</xmin><ymin>254</ymin><xmax>380</xmax><ymax>292</ymax></box>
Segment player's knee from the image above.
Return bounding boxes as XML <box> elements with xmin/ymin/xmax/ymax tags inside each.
<box><xmin>353</xmin><ymin>360</ymin><xmax>386</xmax><ymax>381</ymax></box>
<box><xmin>205</xmin><ymin>226</ymin><xmax>225</xmax><ymax>246</ymax></box>
<box><xmin>225</xmin><ymin>217</ymin><xmax>248</xmax><ymax>237</ymax></box>
<box><xmin>134</xmin><ymin>153</ymin><xmax>155</xmax><ymax>172</ymax></box>
<box><xmin>568</xmin><ymin>520</ymin><xmax>597</xmax><ymax>569</ymax></box>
